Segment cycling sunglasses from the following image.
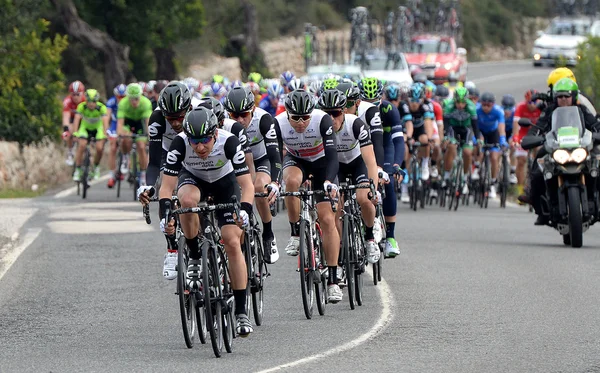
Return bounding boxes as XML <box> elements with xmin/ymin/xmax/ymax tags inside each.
<box><xmin>481</xmin><ymin>101</ymin><xmax>494</xmax><ymax>107</ymax></box>
<box><xmin>502</xmin><ymin>105</ymin><xmax>514</xmax><ymax>111</ymax></box>
<box><xmin>409</xmin><ymin>98</ymin><xmax>422</xmax><ymax>103</ymax></box>
<box><xmin>289</xmin><ymin>114</ymin><xmax>311</xmax><ymax>122</ymax></box>
<box><xmin>188</xmin><ymin>135</ymin><xmax>213</xmax><ymax>145</ymax></box>
<box><xmin>324</xmin><ymin>110</ymin><xmax>344</xmax><ymax>118</ymax></box>
<box><xmin>229</xmin><ymin>111</ymin><xmax>252</xmax><ymax>119</ymax></box>
<box><xmin>166</xmin><ymin>112</ymin><xmax>187</xmax><ymax>122</ymax></box>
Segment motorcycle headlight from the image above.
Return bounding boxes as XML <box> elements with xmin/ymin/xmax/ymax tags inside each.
<box><xmin>553</xmin><ymin>149</ymin><xmax>570</xmax><ymax>164</ymax></box>
<box><xmin>570</xmin><ymin>148</ymin><xmax>587</xmax><ymax>163</ymax></box>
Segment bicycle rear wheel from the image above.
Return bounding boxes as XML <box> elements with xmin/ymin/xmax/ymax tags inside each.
<box><xmin>177</xmin><ymin>238</ymin><xmax>197</xmax><ymax>348</ymax></box>
<box><xmin>202</xmin><ymin>241</ymin><xmax>223</xmax><ymax>357</ymax></box>
<box><xmin>483</xmin><ymin>155</ymin><xmax>491</xmax><ymax>209</ymax></box>
<box><xmin>354</xmin><ymin>224</ymin><xmax>365</xmax><ymax>306</ymax></box>
<box><xmin>500</xmin><ymin>154</ymin><xmax>509</xmax><ymax>208</ymax></box>
<box><xmin>453</xmin><ymin>159</ymin><xmax>463</xmax><ymax>211</ymax></box>
<box><xmin>410</xmin><ymin>160</ymin><xmax>418</xmax><ymax>211</ymax></box>
<box><xmin>342</xmin><ymin>215</ymin><xmax>356</xmax><ymax>310</ymax></box>
<box><xmin>298</xmin><ymin>220</ymin><xmax>314</xmax><ymax>319</ymax></box>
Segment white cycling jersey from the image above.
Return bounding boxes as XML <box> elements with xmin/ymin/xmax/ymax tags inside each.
<box><xmin>276</xmin><ymin>109</ymin><xmax>329</xmax><ymax>162</ymax></box>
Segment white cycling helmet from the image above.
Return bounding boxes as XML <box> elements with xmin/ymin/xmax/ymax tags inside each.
<box><xmin>464</xmin><ymin>81</ymin><xmax>476</xmax><ymax>90</ymax></box>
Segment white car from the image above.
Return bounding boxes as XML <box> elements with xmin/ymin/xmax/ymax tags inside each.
<box><xmin>304</xmin><ymin>64</ymin><xmax>364</xmax><ymax>82</ymax></box>
<box><xmin>532</xmin><ymin>17</ymin><xmax>590</xmax><ymax>67</ymax></box>
<box><xmin>362</xmin><ymin>50</ymin><xmax>413</xmax><ymax>85</ymax></box>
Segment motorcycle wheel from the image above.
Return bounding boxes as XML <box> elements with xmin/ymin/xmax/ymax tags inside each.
<box><xmin>567</xmin><ymin>187</ymin><xmax>583</xmax><ymax>248</ymax></box>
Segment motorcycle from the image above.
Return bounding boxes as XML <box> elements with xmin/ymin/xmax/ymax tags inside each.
<box><xmin>522</xmin><ymin>106</ymin><xmax>600</xmax><ymax>248</ymax></box>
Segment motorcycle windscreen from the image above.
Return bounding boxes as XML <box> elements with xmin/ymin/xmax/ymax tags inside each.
<box><xmin>551</xmin><ymin>106</ymin><xmax>585</xmax><ymax>149</ymax></box>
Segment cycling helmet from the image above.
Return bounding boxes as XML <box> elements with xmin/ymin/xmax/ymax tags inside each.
<box><xmin>287</xmin><ymin>79</ymin><xmax>306</xmax><ymax>91</ymax></box>
<box><xmin>113</xmin><ymin>84</ymin><xmax>127</xmax><ymax>97</ymax></box>
<box><xmin>553</xmin><ymin>77</ymin><xmax>579</xmax><ymax>100</ymax></box>
<box><xmin>280</xmin><ymin>71</ymin><xmax>296</xmax><ymax>86</ymax></box>
<box><xmin>183</xmin><ymin>77</ymin><xmax>200</xmax><ymax>94</ymax></box>
<box><xmin>336</xmin><ymin>82</ymin><xmax>354</xmax><ymax>97</ymax></box>
<box><xmin>409</xmin><ymin>83</ymin><xmax>425</xmax><ymax>101</ymax></box>
<box><xmin>318</xmin><ymin>89</ymin><xmax>347</xmax><ymax>110</ymax></box>
<box><xmin>464</xmin><ymin>81</ymin><xmax>476</xmax><ymax>90</ymax></box>
<box><xmin>358</xmin><ymin>77</ymin><xmax>383</xmax><ymax>100</ymax></box>
<box><xmin>524</xmin><ymin>89</ymin><xmax>538</xmax><ymax>102</ymax></box>
<box><xmin>245</xmin><ymin>81</ymin><xmax>261</xmax><ymax>95</ymax></box>
<box><xmin>223</xmin><ymin>86</ymin><xmax>255</xmax><ymax>113</ymax></box>
<box><xmin>547</xmin><ymin>67</ymin><xmax>576</xmax><ymax>88</ymax></box>
<box><xmin>345</xmin><ymin>85</ymin><xmax>361</xmax><ymax>101</ymax></box>
<box><xmin>454</xmin><ymin>86</ymin><xmax>469</xmax><ymax>102</ymax></box>
<box><xmin>322</xmin><ymin>77</ymin><xmax>339</xmax><ymax>90</ymax></box>
<box><xmin>284</xmin><ymin>89</ymin><xmax>315</xmax><ymax>115</ymax></box>
<box><xmin>424</xmin><ymin>81</ymin><xmax>436</xmax><ymax>99</ymax></box>
<box><xmin>138</xmin><ymin>82</ymin><xmax>148</xmax><ymax>93</ymax></box>
<box><xmin>267</xmin><ymin>81</ymin><xmax>284</xmax><ymax>99</ymax></box>
<box><xmin>248</xmin><ymin>72</ymin><xmax>263</xmax><ymax>84</ymax></box>
<box><xmin>126</xmin><ymin>83</ymin><xmax>142</xmax><ymax>98</ymax></box>
<box><xmin>413</xmin><ymin>73</ymin><xmax>428</xmax><ymax>84</ymax></box>
<box><xmin>69</xmin><ymin>80</ymin><xmax>85</xmax><ymax>94</ymax></box>
<box><xmin>212</xmin><ymin>74</ymin><xmax>225</xmax><ymax>84</ymax></box>
<box><xmin>85</xmin><ymin>89</ymin><xmax>100</xmax><ymax>102</ymax></box>
<box><xmin>230</xmin><ymin>80</ymin><xmax>244</xmax><ymax>88</ymax></box>
<box><xmin>198</xmin><ymin>97</ymin><xmax>226</xmax><ymax>123</ymax></box>
<box><xmin>435</xmin><ymin>85</ymin><xmax>449</xmax><ymax>99</ymax></box>
<box><xmin>384</xmin><ymin>84</ymin><xmax>400</xmax><ymax>101</ymax></box>
<box><xmin>501</xmin><ymin>94</ymin><xmax>515</xmax><ymax>108</ymax></box>
<box><xmin>209</xmin><ymin>82</ymin><xmax>227</xmax><ymax>97</ymax></box>
<box><xmin>142</xmin><ymin>82</ymin><xmax>154</xmax><ymax>94</ymax></box>
<box><xmin>308</xmin><ymin>80</ymin><xmax>323</xmax><ymax>96</ymax></box>
<box><xmin>480</xmin><ymin>92</ymin><xmax>495</xmax><ymax>103</ymax></box>
<box><xmin>467</xmin><ymin>87</ymin><xmax>480</xmax><ymax>99</ymax></box>
<box><xmin>153</xmin><ymin>80</ymin><xmax>167</xmax><ymax>94</ymax></box>
<box><xmin>158</xmin><ymin>82</ymin><xmax>192</xmax><ymax>116</ymax></box>
<box><xmin>183</xmin><ymin>106</ymin><xmax>218</xmax><ymax>139</ymax></box>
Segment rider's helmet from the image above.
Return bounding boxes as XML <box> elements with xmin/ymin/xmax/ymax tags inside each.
<box><xmin>113</xmin><ymin>84</ymin><xmax>127</xmax><ymax>97</ymax></box>
<box><xmin>223</xmin><ymin>86</ymin><xmax>255</xmax><ymax>114</ymax></box>
<box><xmin>287</xmin><ymin>79</ymin><xmax>306</xmax><ymax>91</ymax></box>
<box><xmin>524</xmin><ymin>89</ymin><xmax>538</xmax><ymax>103</ymax></box>
<box><xmin>435</xmin><ymin>85</ymin><xmax>449</xmax><ymax>100</ymax></box>
<box><xmin>345</xmin><ymin>85</ymin><xmax>361</xmax><ymax>101</ymax></box>
<box><xmin>454</xmin><ymin>86</ymin><xmax>469</xmax><ymax>102</ymax></box>
<box><xmin>409</xmin><ymin>83</ymin><xmax>425</xmax><ymax>101</ymax></box>
<box><xmin>413</xmin><ymin>73</ymin><xmax>428</xmax><ymax>84</ymax></box>
<box><xmin>158</xmin><ymin>82</ymin><xmax>192</xmax><ymax>116</ymax></box>
<box><xmin>464</xmin><ymin>81</ymin><xmax>476</xmax><ymax>90</ymax></box>
<box><xmin>424</xmin><ymin>80</ymin><xmax>436</xmax><ymax>99</ymax></box>
<box><xmin>318</xmin><ymin>89</ymin><xmax>347</xmax><ymax>110</ymax></box>
<box><xmin>229</xmin><ymin>80</ymin><xmax>244</xmax><ymax>89</ymax></box>
<box><xmin>267</xmin><ymin>81</ymin><xmax>284</xmax><ymax>99</ymax></box>
<box><xmin>284</xmin><ymin>89</ymin><xmax>315</xmax><ymax>115</ymax></box>
<box><xmin>384</xmin><ymin>84</ymin><xmax>400</xmax><ymax>101</ymax></box>
<box><xmin>84</xmin><ymin>89</ymin><xmax>100</xmax><ymax>102</ymax></box>
<box><xmin>280</xmin><ymin>71</ymin><xmax>296</xmax><ymax>86</ymax></box>
<box><xmin>183</xmin><ymin>106</ymin><xmax>218</xmax><ymax>139</ymax></box>
<box><xmin>501</xmin><ymin>94</ymin><xmax>516</xmax><ymax>108</ymax></box>
<box><xmin>322</xmin><ymin>77</ymin><xmax>339</xmax><ymax>90</ymax></box>
<box><xmin>480</xmin><ymin>92</ymin><xmax>495</xmax><ymax>104</ymax></box>
<box><xmin>553</xmin><ymin>77</ymin><xmax>579</xmax><ymax>101</ymax></box>
<box><xmin>467</xmin><ymin>87</ymin><xmax>480</xmax><ymax>99</ymax></box>
<box><xmin>198</xmin><ymin>97</ymin><xmax>226</xmax><ymax>123</ymax></box>
<box><xmin>212</xmin><ymin>74</ymin><xmax>225</xmax><ymax>84</ymax></box>
<box><xmin>547</xmin><ymin>67</ymin><xmax>576</xmax><ymax>88</ymax></box>
<box><xmin>358</xmin><ymin>77</ymin><xmax>383</xmax><ymax>100</ymax></box>
<box><xmin>308</xmin><ymin>80</ymin><xmax>323</xmax><ymax>96</ymax></box>
<box><xmin>69</xmin><ymin>80</ymin><xmax>85</xmax><ymax>94</ymax></box>
<box><xmin>247</xmin><ymin>72</ymin><xmax>263</xmax><ymax>85</ymax></box>
<box><xmin>126</xmin><ymin>83</ymin><xmax>142</xmax><ymax>98</ymax></box>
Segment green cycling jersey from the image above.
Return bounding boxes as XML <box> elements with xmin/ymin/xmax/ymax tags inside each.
<box><xmin>117</xmin><ymin>96</ymin><xmax>153</xmax><ymax>121</ymax></box>
<box><xmin>442</xmin><ymin>98</ymin><xmax>477</xmax><ymax>127</ymax></box>
<box><xmin>76</xmin><ymin>102</ymin><xmax>107</xmax><ymax>126</ymax></box>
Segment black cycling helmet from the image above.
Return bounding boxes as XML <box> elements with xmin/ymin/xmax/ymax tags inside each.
<box><xmin>468</xmin><ymin>87</ymin><xmax>480</xmax><ymax>98</ymax></box>
<box><xmin>345</xmin><ymin>85</ymin><xmax>361</xmax><ymax>101</ymax></box>
<box><xmin>182</xmin><ymin>106</ymin><xmax>218</xmax><ymax>138</ymax></box>
<box><xmin>318</xmin><ymin>89</ymin><xmax>347</xmax><ymax>110</ymax></box>
<box><xmin>501</xmin><ymin>94</ymin><xmax>516</xmax><ymax>108</ymax></box>
<box><xmin>223</xmin><ymin>86</ymin><xmax>255</xmax><ymax>113</ymax></box>
<box><xmin>336</xmin><ymin>82</ymin><xmax>354</xmax><ymax>97</ymax></box>
<box><xmin>435</xmin><ymin>85</ymin><xmax>449</xmax><ymax>99</ymax></box>
<box><xmin>480</xmin><ymin>92</ymin><xmax>495</xmax><ymax>103</ymax></box>
<box><xmin>198</xmin><ymin>97</ymin><xmax>225</xmax><ymax>123</ymax></box>
<box><xmin>413</xmin><ymin>73</ymin><xmax>428</xmax><ymax>84</ymax></box>
<box><xmin>158</xmin><ymin>82</ymin><xmax>192</xmax><ymax>116</ymax></box>
<box><xmin>284</xmin><ymin>89</ymin><xmax>315</xmax><ymax>115</ymax></box>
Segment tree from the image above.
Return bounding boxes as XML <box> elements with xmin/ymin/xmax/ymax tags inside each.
<box><xmin>0</xmin><ymin>0</ymin><xmax>68</xmax><ymax>144</ymax></box>
<box><xmin>50</xmin><ymin>0</ymin><xmax>132</xmax><ymax>95</ymax></box>
<box><xmin>575</xmin><ymin>37</ymin><xmax>600</xmax><ymax>106</ymax></box>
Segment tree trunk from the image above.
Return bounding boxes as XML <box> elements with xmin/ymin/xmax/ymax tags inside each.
<box><xmin>152</xmin><ymin>47</ymin><xmax>177</xmax><ymax>80</ymax></box>
<box><xmin>50</xmin><ymin>0</ymin><xmax>132</xmax><ymax>95</ymax></box>
<box><xmin>240</xmin><ymin>0</ymin><xmax>266</xmax><ymax>76</ymax></box>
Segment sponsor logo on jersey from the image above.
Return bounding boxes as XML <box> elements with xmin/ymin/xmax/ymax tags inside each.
<box><xmin>233</xmin><ymin>150</ymin><xmax>246</xmax><ymax>165</ymax></box>
<box><xmin>358</xmin><ymin>125</ymin><xmax>369</xmax><ymax>141</ymax></box>
<box><xmin>148</xmin><ymin>122</ymin><xmax>161</xmax><ymax>137</ymax></box>
<box><xmin>325</xmin><ymin>127</ymin><xmax>333</xmax><ymax>136</ymax></box>
<box><xmin>166</xmin><ymin>149</ymin><xmax>181</xmax><ymax>165</ymax></box>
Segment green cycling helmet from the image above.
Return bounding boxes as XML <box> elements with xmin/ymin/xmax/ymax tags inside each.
<box><xmin>358</xmin><ymin>77</ymin><xmax>383</xmax><ymax>100</ymax></box>
<box><xmin>454</xmin><ymin>86</ymin><xmax>469</xmax><ymax>102</ymax></box>
<box><xmin>553</xmin><ymin>77</ymin><xmax>578</xmax><ymax>100</ymax></box>
<box><xmin>126</xmin><ymin>83</ymin><xmax>142</xmax><ymax>98</ymax></box>
<box><xmin>322</xmin><ymin>78</ymin><xmax>339</xmax><ymax>90</ymax></box>
<box><xmin>85</xmin><ymin>89</ymin><xmax>100</xmax><ymax>102</ymax></box>
<box><xmin>212</xmin><ymin>74</ymin><xmax>224</xmax><ymax>84</ymax></box>
<box><xmin>248</xmin><ymin>72</ymin><xmax>263</xmax><ymax>84</ymax></box>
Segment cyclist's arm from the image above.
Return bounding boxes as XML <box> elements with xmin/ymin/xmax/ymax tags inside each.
<box><xmin>62</xmin><ymin>111</ymin><xmax>72</xmax><ymax>130</ymax></box>
<box><xmin>259</xmin><ymin>114</ymin><xmax>282</xmax><ymax>183</ymax></box>
<box><xmin>72</xmin><ymin>113</ymin><xmax>82</xmax><ymax>135</ymax></box>
<box><xmin>224</xmin><ymin>135</ymin><xmax>254</xmax><ymax>209</ymax></box>
<box><xmin>400</xmin><ymin>103</ymin><xmax>414</xmax><ymax>139</ymax></box>
<box><xmin>159</xmin><ymin>136</ymin><xmax>186</xmax><ymax>218</ymax></box>
<box><xmin>366</xmin><ymin>106</ymin><xmax>384</xmax><ymax>166</ymax></box>
<box><xmin>102</xmin><ymin>113</ymin><xmax>109</xmax><ymax>134</ymax></box>
<box><xmin>320</xmin><ymin>114</ymin><xmax>339</xmax><ymax>183</ymax></box>
<box><xmin>117</xmin><ymin>118</ymin><xmax>126</xmax><ymax>136</ymax></box>
<box><xmin>229</xmin><ymin>121</ymin><xmax>255</xmax><ymax>179</ymax></box>
<box><xmin>354</xmin><ymin>118</ymin><xmax>378</xmax><ymax>184</ymax></box>
<box><xmin>387</xmin><ymin>105</ymin><xmax>405</xmax><ymax>167</ymax></box>
<box><xmin>146</xmin><ymin>111</ymin><xmax>167</xmax><ymax>187</ymax></box>
<box><xmin>496</xmin><ymin>108</ymin><xmax>506</xmax><ymax>138</ymax></box>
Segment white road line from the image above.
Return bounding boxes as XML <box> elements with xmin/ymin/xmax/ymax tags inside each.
<box><xmin>0</xmin><ymin>228</ymin><xmax>42</xmax><ymax>281</ymax></box>
<box><xmin>469</xmin><ymin>59</ymin><xmax>530</xmax><ymax>66</ymax></box>
<box><xmin>54</xmin><ymin>174</ymin><xmax>111</xmax><ymax>199</ymax></box>
<box><xmin>256</xmin><ymin>268</ymin><xmax>394</xmax><ymax>373</ymax></box>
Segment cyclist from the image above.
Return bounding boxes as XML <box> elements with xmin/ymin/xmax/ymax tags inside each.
<box><xmin>259</xmin><ymin>81</ymin><xmax>284</xmax><ymax>116</ymax></box>
<box><xmin>468</xmin><ymin>87</ymin><xmax>480</xmax><ymax>107</ymax></box>
<box><xmin>117</xmin><ymin>83</ymin><xmax>153</xmax><ymax>186</ymax></box>
<box><xmin>512</xmin><ymin>89</ymin><xmax>542</xmax><ymax>196</ymax></box>
<box><xmin>383</xmin><ymin>84</ymin><xmax>401</xmax><ymax>107</ymax></box>
<box><xmin>355</xmin><ymin>78</ymin><xmax>404</xmax><ymax>258</ymax></box>
<box><xmin>224</xmin><ymin>87</ymin><xmax>282</xmax><ymax>264</ymax></box>
<box><xmin>280</xmin><ymin>71</ymin><xmax>296</xmax><ymax>93</ymax></box>
<box><xmin>425</xmin><ymin>82</ymin><xmax>444</xmax><ymax>189</ymax></box>
<box><xmin>275</xmin><ymin>90</ymin><xmax>342</xmax><ymax>303</ymax></box>
<box><xmin>62</xmin><ymin>81</ymin><xmax>86</xmax><ymax>166</ymax></box>
<box><xmin>501</xmin><ymin>94</ymin><xmax>519</xmax><ymax>184</ymax></box>
<box><xmin>72</xmin><ymin>89</ymin><xmax>109</xmax><ymax>181</ymax></box>
<box><xmin>442</xmin><ymin>86</ymin><xmax>479</xmax><ymax>195</ymax></box>
<box><xmin>155</xmin><ymin>106</ymin><xmax>255</xmax><ymax>337</ymax></box>
<box><xmin>475</xmin><ymin>92</ymin><xmax>508</xmax><ymax>199</ymax></box>
<box><xmin>318</xmin><ymin>89</ymin><xmax>381</xmax><ymax>264</ymax></box>
<box><xmin>106</xmin><ymin>84</ymin><xmax>127</xmax><ymax>188</ymax></box>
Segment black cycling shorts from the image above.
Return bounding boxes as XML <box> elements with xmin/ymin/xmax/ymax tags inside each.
<box><xmin>283</xmin><ymin>154</ymin><xmax>333</xmax><ymax>203</ymax></box>
<box><xmin>339</xmin><ymin>156</ymin><xmax>370</xmax><ymax>185</ymax></box>
<box><xmin>481</xmin><ymin>130</ymin><xmax>500</xmax><ymax>152</ymax></box>
<box><xmin>411</xmin><ymin>125</ymin><xmax>427</xmax><ymax>140</ymax></box>
<box><xmin>177</xmin><ymin>170</ymin><xmax>241</xmax><ymax>227</ymax></box>
<box><xmin>254</xmin><ymin>156</ymin><xmax>271</xmax><ymax>176</ymax></box>
<box><xmin>124</xmin><ymin>118</ymin><xmax>147</xmax><ymax>137</ymax></box>
<box><xmin>447</xmin><ymin>126</ymin><xmax>473</xmax><ymax>148</ymax></box>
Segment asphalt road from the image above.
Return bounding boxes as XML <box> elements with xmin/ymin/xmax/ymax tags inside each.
<box><xmin>3</xmin><ymin>61</ymin><xmax>600</xmax><ymax>373</ymax></box>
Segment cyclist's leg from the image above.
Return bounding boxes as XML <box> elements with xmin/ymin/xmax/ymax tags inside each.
<box><xmin>92</xmin><ymin>125</ymin><xmax>106</xmax><ymax>166</ymax></box>
<box><xmin>417</xmin><ymin>124</ymin><xmax>430</xmax><ymax>179</ymax></box>
<box><xmin>176</xmin><ymin>171</ymin><xmax>202</xmax><ymax>260</ymax></box>
<box><xmin>107</xmin><ymin>129</ymin><xmax>118</xmax><ymax>181</ymax></box>
<box><xmin>350</xmin><ymin>158</ymin><xmax>379</xmax><ymax>263</ymax></box>
<box><xmin>443</xmin><ymin>127</ymin><xmax>458</xmax><ymax>181</ymax></box>
<box><xmin>74</xmin><ymin>125</ymin><xmax>89</xmax><ymax>167</ymax></box>
<box><xmin>461</xmin><ymin>129</ymin><xmax>474</xmax><ymax>177</ymax></box>
<box><xmin>282</xmin><ymin>154</ymin><xmax>304</xmax><ymax>256</ymax></box>
<box><xmin>253</xmin><ymin>158</ymin><xmax>273</xmax><ymax>234</ymax></box>
<box><xmin>485</xmin><ymin>130</ymin><xmax>501</xmax><ymax>182</ymax></box>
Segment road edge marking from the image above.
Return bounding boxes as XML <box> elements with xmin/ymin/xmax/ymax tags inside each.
<box><xmin>54</xmin><ymin>174</ymin><xmax>111</xmax><ymax>199</ymax></box>
<box><xmin>0</xmin><ymin>228</ymin><xmax>42</xmax><ymax>281</ymax></box>
<box><xmin>256</xmin><ymin>267</ymin><xmax>395</xmax><ymax>373</ymax></box>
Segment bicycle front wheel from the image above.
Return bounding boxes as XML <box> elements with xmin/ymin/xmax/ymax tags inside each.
<box><xmin>251</xmin><ymin>231</ymin><xmax>265</xmax><ymax>326</ymax></box>
<box><xmin>177</xmin><ymin>238</ymin><xmax>197</xmax><ymax>348</ymax></box>
<box><xmin>202</xmin><ymin>241</ymin><xmax>223</xmax><ymax>357</ymax></box>
<box><xmin>298</xmin><ymin>220</ymin><xmax>314</xmax><ymax>319</ymax></box>
<box><xmin>342</xmin><ymin>215</ymin><xmax>356</xmax><ymax>310</ymax></box>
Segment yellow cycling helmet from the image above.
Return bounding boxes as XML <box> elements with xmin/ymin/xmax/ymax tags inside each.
<box><xmin>547</xmin><ymin>67</ymin><xmax>576</xmax><ymax>88</ymax></box>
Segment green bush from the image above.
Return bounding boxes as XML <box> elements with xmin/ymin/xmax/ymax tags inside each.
<box><xmin>0</xmin><ymin>18</ymin><xmax>68</xmax><ymax>145</ymax></box>
<box><xmin>575</xmin><ymin>37</ymin><xmax>600</xmax><ymax>107</ymax></box>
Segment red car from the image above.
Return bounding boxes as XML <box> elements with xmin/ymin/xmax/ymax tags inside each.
<box><xmin>404</xmin><ymin>34</ymin><xmax>468</xmax><ymax>84</ymax></box>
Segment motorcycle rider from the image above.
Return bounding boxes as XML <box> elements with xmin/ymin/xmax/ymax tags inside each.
<box><xmin>525</xmin><ymin>78</ymin><xmax>600</xmax><ymax>225</ymax></box>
